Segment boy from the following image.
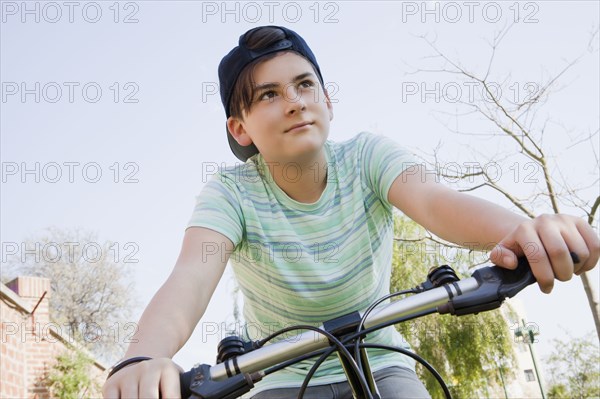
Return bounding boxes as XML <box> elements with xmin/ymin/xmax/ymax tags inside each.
<box><xmin>102</xmin><ymin>25</ymin><xmax>599</xmax><ymax>399</ymax></box>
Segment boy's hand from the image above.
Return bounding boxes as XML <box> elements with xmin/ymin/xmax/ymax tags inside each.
<box><xmin>102</xmin><ymin>358</ymin><xmax>183</xmax><ymax>399</ymax></box>
<box><xmin>488</xmin><ymin>214</ymin><xmax>599</xmax><ymax>293</ymax></box>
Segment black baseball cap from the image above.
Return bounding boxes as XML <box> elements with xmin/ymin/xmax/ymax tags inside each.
<box><xmin>218</xmin><ymin>25</ymin><xmax>325</xmax><ymax>162</ymax></box>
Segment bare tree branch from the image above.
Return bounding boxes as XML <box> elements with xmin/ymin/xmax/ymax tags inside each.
<box><xmin>589</xmin><ymin>196</ymin><xmax>600</xmax><ymax>226</ymax></box>
<box><xmin>404</xmin><ymin>28</ymin><xmax>600</xmax><ymax>336</ymax></box>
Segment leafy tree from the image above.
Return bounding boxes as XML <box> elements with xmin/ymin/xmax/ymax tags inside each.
<box><xmin>45</xmin><ymin>349</ymin><xmax>99</xmax><ymax>399</ymax></box>
<box><xmin>545</xmin><ymin>331</ymin><xmax>600</xmax><ymax>399</ymax></box>
<box><xmin>3</xmin><ymin>226</ymin><xmax>138</xmax><ymax>363</ymax></box>
<box><xmin>547</xmin><ymin>383</ymin><xmax>569</xmax><ymax>399</ymax></box>
<box><xmin>391</xmin><ymin>214</ymin><xmax>517</xmax><ymax>398</ymax></box>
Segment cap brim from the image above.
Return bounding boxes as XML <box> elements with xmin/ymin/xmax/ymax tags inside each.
<box><xmin>226</xmin><ymin>123</ymin><xmax>259</xmax><ymax>162</ymax></box>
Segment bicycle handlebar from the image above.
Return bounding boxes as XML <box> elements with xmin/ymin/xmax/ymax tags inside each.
<box><xmin>179</xmin><ymin>258</ymin><xmax>536</xmax><ymax>399</ymax></box>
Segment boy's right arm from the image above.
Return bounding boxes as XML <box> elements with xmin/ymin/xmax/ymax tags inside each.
<box><xmin>102</xmin><ymin>227</ymin><xmax>235</xmax><ymax>399</ymax></box>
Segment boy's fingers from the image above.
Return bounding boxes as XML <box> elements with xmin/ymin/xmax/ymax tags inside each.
<box><xmin>526</xmin><ymin>240</ymin><xmax>554</xmax><ymax>294</ymax></box>
<box><xmin>494</xmin><ymin>217</ymin><xmax>597</xmax><ymax>292</ymax></box>
<box><xmin>138</xmin><ymin>364</ymin><xmax>161</xmax><ymax>399</ymax></box>
<box><xmin>102</xmin><ymin>386</ymin><xmax>119</xmax><ymax>399</ymax></box>
<box><xmin>120</xmin><ymin>384</ymin><xmax>138</xmax><ymax>399</ymax></box>
<box><xmin>160</xmin><ymin>366</ymin><xmax>183</xmax><ymax>399</ymax></box>
<box><xmin>560</xmin><ymin>229</ymin><xmax>589</xmax><ymax>276</ymax></box>
<box><xmin>538</xmin><ymin>226</ymin><xmax>573</xmax><ymax>282</ymax></box>
<box><xmin>500</xmin><ymin>225</ymin><xmax>554</xmax><ymax>293</ymax></box>
<box><xmin>575</xmin><ymin>219</ymin><xmax>600</xmax><ymax>273</ymax></box>
<box><xmin>490</xmin><ymin>243</ymin><xmax>519</xmax><ymax>269</ymax></box>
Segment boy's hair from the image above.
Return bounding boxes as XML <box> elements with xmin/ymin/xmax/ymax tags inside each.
<box><xmin>228</xmin><ymin>27</ymin><xmax>323</xmax><ymax>119</ymax></box>
<box><xmin>218</xmin><ymin>25</ymin><xmax>324</xmax><ymax>161</ymax></box>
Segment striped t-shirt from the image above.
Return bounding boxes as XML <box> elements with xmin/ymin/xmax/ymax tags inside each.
<box><xmin>187</xmin><ymin>131</ymin><xmax>419</xmax><ymax>396</ymax></box>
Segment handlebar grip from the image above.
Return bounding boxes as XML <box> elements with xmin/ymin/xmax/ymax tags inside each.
<box><xmin>440</xmin><ymin>256</ymin><xmax>537</xmax><ymax>315</ymax></box>
<box><xmin>492</xmin><ymin>256</ymin><xmax>537</xmax><ymax>298</ymax></box>
<box><xmin>179</xmin><ymin>369</ymin><xmax>195</xmax><ymax>399</ymax></box>
<box><xmin>488</xmin><ymin>252</ymin><xmax>579</xmax><ymax>296</ymax></box>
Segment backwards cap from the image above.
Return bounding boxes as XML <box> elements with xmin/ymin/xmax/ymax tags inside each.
<box><xmin>218</xmin><ymin>25</ymin><xmax>324</xmax><ymax>162</ymax></box>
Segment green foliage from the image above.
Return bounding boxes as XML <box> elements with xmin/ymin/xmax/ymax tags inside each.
<box><xmin>390</xmin><ymin>214</ymin><xmax>517</xmax><ymax>398</ymax></box>
<box><xmin>46</xmin><ymin>350</ymin><xmax>98</xmax><ymax>399</ymax></box>
<box><xmin>545</xmin><ymin>331</ymin><xmax>600</xmax><ymax>399</ymax></box>
<box><xmin>547</xmin><ymin>383</ymin><xmax>569</xmax><ymax>399</ymax></box>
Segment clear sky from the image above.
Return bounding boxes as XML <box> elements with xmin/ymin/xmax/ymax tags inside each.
<box><xmin>2</xmin><ymin>0</ymin><xmax>599</xmax><ymax>377</ymax></box>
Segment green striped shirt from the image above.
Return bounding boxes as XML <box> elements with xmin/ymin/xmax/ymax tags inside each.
<box><xmin>187</xmin><ymin>132</ymin><xmax>419</xmax><ymax>396</ymax></box>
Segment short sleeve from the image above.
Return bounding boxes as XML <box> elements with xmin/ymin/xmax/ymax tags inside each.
<box><xmin>186</xmin><ymin>172</ymin><xmax>244</xmax><ymax>247</ymax></box>
<box><xmin>359</xmin><ymin>132</ymin><xmax>419</xmax><ymax>207</ymax></box>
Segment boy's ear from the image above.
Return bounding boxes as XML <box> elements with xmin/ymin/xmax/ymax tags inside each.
<box><xmin>323</xmin><ymin>88</ymin><xmax>334</xmax><ymax>121</ymax></box>
<box><xmin>227</xmin><ymin>117</ymin><xmax>254</xmax><ymax>146</ymax></box>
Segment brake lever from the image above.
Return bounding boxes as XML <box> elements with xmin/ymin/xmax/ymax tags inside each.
<box><xmin>439</xmin><ymin>257</ymin><xmax>536</xmax><ymax>316</ymax></box>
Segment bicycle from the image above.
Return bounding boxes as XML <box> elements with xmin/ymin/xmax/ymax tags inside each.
<box><xmin>178</xmin><ymin>257</ymin><xmax>539</xmax><ymax>399</ymax></box>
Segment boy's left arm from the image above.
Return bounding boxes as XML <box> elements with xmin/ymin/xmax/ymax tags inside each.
<box><xmin>388</xmin><ymin>165</ymin><xmax>600</xmax><ymax>293</ymax></box>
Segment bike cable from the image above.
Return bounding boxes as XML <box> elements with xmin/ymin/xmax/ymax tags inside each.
<box><xmin>255</xmin><ymin>290</ymin><xmax>447</xmax><ymax>399</ymax></box>
<box><xmin>256</xmin><ymin>324</ymin><xmax>375</xmax><ymax>399</ymax></box>
<box><xmin>353</xmin><ymin>289</ymin><xmax>417</xmax><ymax>373</ymax></box>
<box><xmin>359</xmin><ymin>343</ymin><xmax>451</xmax><ymax>399</ymax></box>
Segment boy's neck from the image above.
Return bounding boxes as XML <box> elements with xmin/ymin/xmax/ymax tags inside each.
<box><xmin>266</xmin><ymin>150</ymin><xmax>329</xmax><ymax>204</ymax></box>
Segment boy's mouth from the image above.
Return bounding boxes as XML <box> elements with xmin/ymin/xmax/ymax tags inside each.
<box><xmin>285</xmin><ymin>121</ymin><xmax>313</xmax><ymax>133</ymax></box>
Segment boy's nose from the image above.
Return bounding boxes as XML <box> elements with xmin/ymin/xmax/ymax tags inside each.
<box><xmin>284</xmin><ymin>86</ymin><xmax>307</xmax><ymax>112</ymax></box>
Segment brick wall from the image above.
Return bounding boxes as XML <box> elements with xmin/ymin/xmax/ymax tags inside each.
<box><xmin>1</xmin><ymin>282</ymin><xmax>27</xmax><ymax>399</ymax></box>
<box><xmin>1</xmin><ymin>276</ymin><xmax>107</xmax><ymax>398</ymax></box>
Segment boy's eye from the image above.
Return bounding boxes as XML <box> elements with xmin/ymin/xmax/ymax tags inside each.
<box><xmin>256</xmin><ymin>80</ymin><xmax>315</xmax><ymax>102</ymax></box>
<box><xmin>299</xmin><ymin>80</ymin><xmax>315</xmax><ymax>89</ymax></box>
<box><xmin>258</xmin><ymin>91</ymin><xmax>277</xmax><ymax>101</ymax></box>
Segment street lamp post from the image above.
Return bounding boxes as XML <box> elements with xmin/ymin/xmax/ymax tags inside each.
<box><xmin>514</xmin><ymin>318</ymin><xmax>546</xmax><ymax>399</ymax></box>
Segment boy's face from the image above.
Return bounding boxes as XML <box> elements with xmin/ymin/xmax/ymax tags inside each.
<box><xmin>227</xmin><ymin>52</ymin><xmax>334</xmax><ymax>163</ymax></box>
